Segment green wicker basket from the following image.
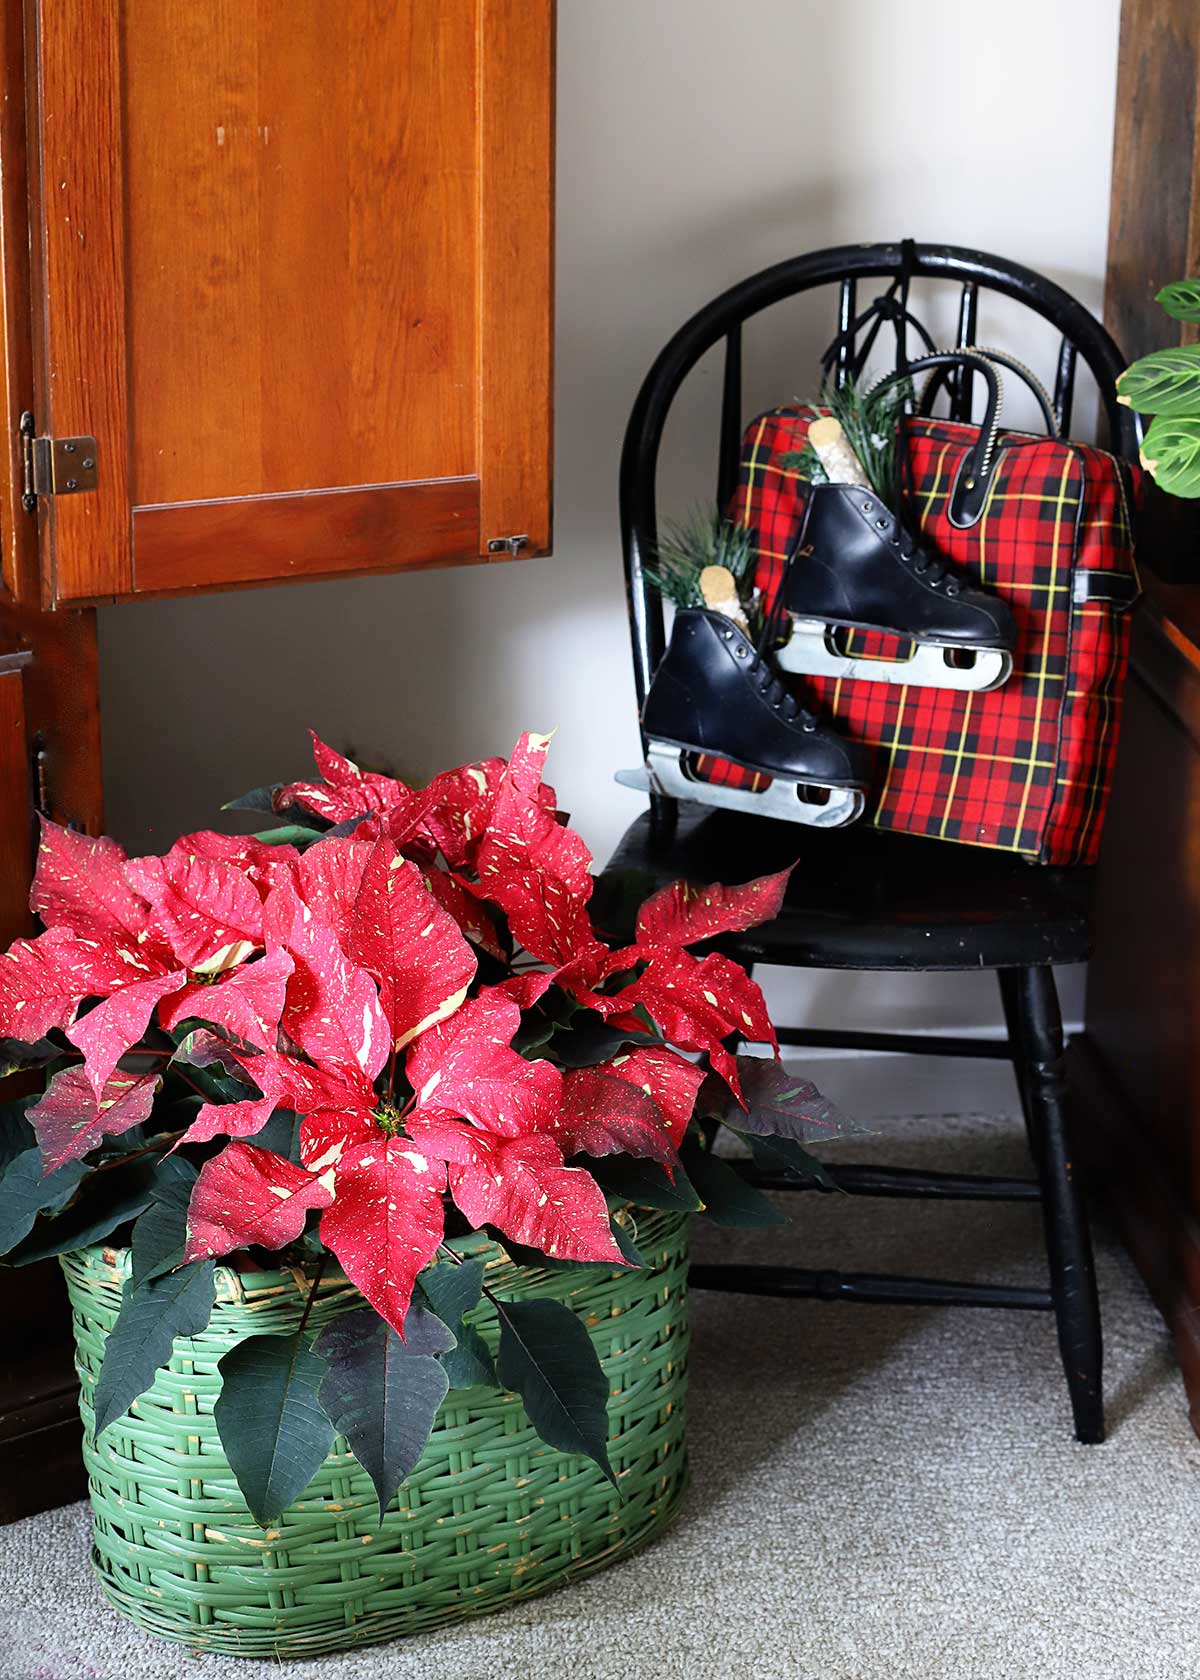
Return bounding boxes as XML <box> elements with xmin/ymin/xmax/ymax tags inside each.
<box><xmin>59</xmin><ymin>1209</ymin><xmax>690</xmax><ymax>1658</ymax></box>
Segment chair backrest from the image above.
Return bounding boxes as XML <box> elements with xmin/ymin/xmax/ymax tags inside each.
<box><xmin>619</xmin><ymin>240</ymin><xmax>1140</xmax><ymax>718</ymax></box>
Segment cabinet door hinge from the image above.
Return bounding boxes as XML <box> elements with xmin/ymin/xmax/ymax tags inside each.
<box><xmin>20</xmin><ymin>412</ymin><xmax>98</xmax><ymax>511</ymax></box>
<box><xmin>487</xmin><ymin>533</ymin><xmax>529</xmax><ymax>557</ymax></box>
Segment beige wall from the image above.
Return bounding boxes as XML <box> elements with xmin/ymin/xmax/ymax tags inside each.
<box><xmin>99</xmin><ymin>0</ymin><xmax>1122</xmax><ymax>1038</ymax></box>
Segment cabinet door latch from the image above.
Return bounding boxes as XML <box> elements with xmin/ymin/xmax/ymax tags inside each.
<box><xmin>20</xmin><ymin>412</ymin><xmax>99</xmax><ymax>511</ymax></box>
<box><xmin>487</xmin><ymin>533</ymin><xmax>529</xmax><ymax>557</ymax></box>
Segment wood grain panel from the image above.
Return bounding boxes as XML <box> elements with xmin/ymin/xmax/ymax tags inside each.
<box><xmin>28</xmin><ymin>0</ymin><xmax>131</xmax><ymax>601</ymax></box>
<box><xmin>1105</xmin><ymin>0</ymin><xmax>1200</xmax><ymax>362</ymax></box>
<box><xmin>132</xmin><ymin>476</ymin><xmax>480</xmax><ymax>593</ymax></box>
<box><xmin>123</xmin><ymin>0</ymin><xmax>478</xmax><ymax>508</ymax></box>
<box><xmin>478</xmin><ymin>0</ymin><xmax>555</xmax><ymax>557</ymax></box>
<box><xmin>0</xmin><ymin>0</ymin><xmax>36</xmax><ymax>605</ymax></box>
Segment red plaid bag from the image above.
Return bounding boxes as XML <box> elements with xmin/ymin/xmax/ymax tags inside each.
<box><xmin>692</xmin><ymin>409</ymin><xmax>1142</xmax><ymax>865</ymax></box>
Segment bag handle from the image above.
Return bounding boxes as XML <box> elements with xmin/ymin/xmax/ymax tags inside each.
<box><xmin>873</xmin><ymin>349</ymin><xmax>1059</xmax><ymax>526</ymax></box>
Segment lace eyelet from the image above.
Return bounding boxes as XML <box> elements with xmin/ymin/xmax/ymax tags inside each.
<box><xmin>861</xmin><ymin>501</ymin><xmax>873</xmax><ymax>514</ymax></box>
<box><xmin>946</xmin><ymin>582</ymin><xmax>960</xmax><ymax>597</ymax></box>
<box><xmin>735</xmin><ymin>646</ymin><xmax>747</xmax><ymax>657</ymax></box>
<box><xmin>802</xmin><ymin>719</ymin><xmax>816</xmax><ymax>733</ymax></box>
<box><xmin>721</xmin><ymin>628</ymin><xmax>734</xmax><ymax>640</ymax></box>
<box><xmin>875</xmin><ymin>519</ymin><xmax>888</xmax><ymax>530</ymax></box>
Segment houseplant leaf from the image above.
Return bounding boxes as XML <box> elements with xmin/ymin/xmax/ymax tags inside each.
<box><xmin>28</xmin><ymin>1065</ymin><xmax>162</xmax><ymax>1173</ymax></box>
<box><xmin>494</xmin><ymin>1297</ymin><xmax>615</xmax><ymax>1485</ymax></box>
<box><xmin>319</xmin><ymin>1137</ymin><xmax>446</xmax><ymax>1338</ymax></box>
<box><xmin>416</xmin><ymin>1258</ymin><xmax>496</xmax><ymax>1388</ymax></box>
<box><xmin>130</xmin><ymin>1153</ymin><xmax>198</xmax><ymax>1287</ymax></box>
<box><xmin>1140</xmin><ymin>415</ymin><xmax>1200</xmax><ymax>498</ymax></box>
<box><xmin>6</xmin><ymin>1157</ymin><xmax>159</xmax><ymax>1263</ymax></box>
<box><xmin>588</xmin><ymin>1153</ymin><xmax>703</xmax><ymax>1212</ymax></box>
<box><xmin>314</xmin><ymin>1301</ymin><xmax>453</xmax><ymax>1521</ymax></box>
<box><xmin>1156</xmin><ymin>279</ymin><xmax>1200</xmax><ymax>323</ymax></box>
<box><xmin>556</xmin><ymin>1067</ymin><xmax>677</xmax><ymax>1169</ymax></box>
<box><xmin>0</xmin><ymin>1145</ymin><xmax>89</xmax><ymax>1256</ymax></box>
<box><xmin>92</xmin><ymin>1257</ymin><xmax>217</xmax><ymax>1438</ymax></box>
<box><xmin>678</xmin><ymin>1140</ymin><xmax>786</xmax><ymax>1228</ymax></box>
<box><xmin>1117</xmin><ymin>345</ymin><xmax>1200</xmax><ymax>416</ymax></box>
<box><xmin>214</xmin><ymin>1331</ymin><xmax>335</xmax><ymax>1526</ymax></box>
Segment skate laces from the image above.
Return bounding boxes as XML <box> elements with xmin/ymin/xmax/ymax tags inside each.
<box><xmin>744</xmin><ymin>634</ymin><xmax>815</xmax><ymax>727</ymax></box>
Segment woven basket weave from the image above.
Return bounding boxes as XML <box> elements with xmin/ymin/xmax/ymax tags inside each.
<box><xmin>59</xmin><ymin>1209</ymin><xmax>690</xmax><ymax>1658</ymax></box>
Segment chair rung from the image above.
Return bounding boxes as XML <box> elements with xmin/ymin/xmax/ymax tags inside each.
<box><xmin>774</xmin><ymin>1026</ymin><xmax>1013</xmax><ymax>1059</ymax></box>
<box><xmin>689</xmin><ymin>1263</ymin><xmax>1053</xmax><ymax>1311</ymax></box>
<box><xmin>735</xmin><ymin>1161</ymin><xmax>1042</xmax><ymax>1202</ymax></box>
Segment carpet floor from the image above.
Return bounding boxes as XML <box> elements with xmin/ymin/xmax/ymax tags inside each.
<box><xmin>2</xmin><ymin>1107</ymin><xmax>1197</xmax><ymax>1680</ymax></box>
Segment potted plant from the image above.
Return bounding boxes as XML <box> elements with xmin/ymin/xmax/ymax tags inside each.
<box><xmin>0</xmin><ymin>729</ymin><xmax>844</xmax><ymax>1656</ymax></box>
<box><xmin>1118</xmin><ymin>279</ymin><xmax>1200</xmax><ymax>495</ymax></box>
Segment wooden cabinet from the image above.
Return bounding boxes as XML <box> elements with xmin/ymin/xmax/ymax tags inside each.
<box><xmin>24</xmin><ymin>0</ymin><xmax>554</xmax><ymax>604</ymax></box>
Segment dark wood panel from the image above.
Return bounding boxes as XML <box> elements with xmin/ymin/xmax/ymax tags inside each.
<box><xmin>0</xmin><ymin>0</ymin><xmax>35</xmax><ymax>605</ymax></box>
<box><xmin>1105</xmin><ymin>0</ymin><xmax>1200</xmax><ymax>363</ymax></box>
<box><xmin>0</xmin><ymin>662</ymin><xmax>31</xmax><ymax>949</ymax></box>
<box><xmin>132</xmin><ymin>477</ymin><xmax>480</xmax><ymax>594</ymax></box>
<box><xmin>478</xmin><ymin>0</ymin><xmax>555</xmax><ymax>558</ymax></box>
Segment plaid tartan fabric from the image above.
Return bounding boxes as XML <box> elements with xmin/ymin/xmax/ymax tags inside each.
<box><xmin>692</xmin><ymin>408</ymin><xmax>1141</xmax><ymax>864</ymax></box>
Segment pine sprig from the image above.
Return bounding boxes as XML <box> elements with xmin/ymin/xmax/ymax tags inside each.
<box><xmin>642</xmin><ymin>509</ymin><xmax>755</xmax><ymax>610</ymax></box>
<box><xmin>780</xmin><ymin>373</ymin><xmax>913</xmax><ymax>505</ymax></box>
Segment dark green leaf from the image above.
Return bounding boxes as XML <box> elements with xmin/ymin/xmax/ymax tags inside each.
<box><xmin>550</xmin><ymin>1015</ymin><xmax>663</xmax><ymax>1069</ymax></box>
<box><xmin>0</xmin><ymin>1146</ymin><xmax>89</xmax><ymax>1257</ymax></box>
<box><xmin>130</xmin><ymin>1154</ymin><xmax>198</xmax><ymax>1287</ymax></box>
<box><xmin>587</xmin><ymin>867</ymin><xmax>661</xmax><ymax>945</ymax></box>
<box><xmin>588</xmin><ymin>1153</ymin><xmax>702</xmax><ymax>1212</ymax></box>
<box><xmin>1156</xmin><ymin>279</ymin><xmax>1200</xmax><ymax>324</ymax></box>
<box><xmin>1117</xmin><ymin>345</ymin><xmax>1200</xmax><ymax>416</ymax></box>
<box><xmin>679</xmin><ymin>1141</ymin><xmax>786</xmax><ymax>1228</ymax></box>
<box><xmin>608</xmin><ymin>1214</ymin><xmax>647</xmax><ymax>1266</ymax></box>
<box><xmin>747</xmin><ymin>1132</ymin><xmax>834</xmax><ymax>1188</ymax></box>
<box><xmin>1140</xmin><ymin>414</ymin><xmax>1200</xmax><ymax>498</ymax></box>
<box><xmin>252</xmin><ymin>1108</ymin><xmax>303</xmax><ymax>1163</ymax></box>
<box><xmin>314</xmin><ymin>1303</ymin><xmax>451</xmax><ymax>1520</ymax></box>
<box><xmin>494</xmin><ymin>1297</ymin><xmax>615</xmax><ymax>1486</ymax></box>
<box><xmin>0</xmin><ymin>1096</ymin><xmax>36</xmax><ymax>1173</ymax></box>
<box><xmin>417</xmin><ymin>1260</ymin><xmax>497</xmax><ymax>1389</ymax></box>
<box><xmin>0</xmin><ymin>1037</ymin><xmax>61</xmax><ymax>1079</ymax></box>
<box><xmin>92</xmin><ymin>1258</ymin><xmax>216</xmax><ymax>1438</ymax></box>
<box><xmin>6</xmin><ymin>1157</ymin><xmax>158</xmax><ymax>1264</ymax></box>
<box><xmin>222</xmin><ymin>783</ymin><xmax>283</xmax><ymax>814</ymax></box>
<box><xmin>214</xmin><ymin>1332</ymin><xmax>335</xmax><ymax>1526</ymax></box>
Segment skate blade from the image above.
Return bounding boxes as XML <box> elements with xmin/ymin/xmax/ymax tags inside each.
<box><xmin>777</xmin><ymin>620</ymin><xmax>1013</xmax><ymax>693</ymax></box>
<box><xmin>615</xmin><ymin>746</ymin><xmax>865</xmax><ymax>829</ymax></box>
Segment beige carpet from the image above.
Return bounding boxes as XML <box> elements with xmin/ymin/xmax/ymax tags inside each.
<box><xmin>2</xmin><ymin>1109</ymin><xmax>1197</xmax><ymax>1680</ymax></box>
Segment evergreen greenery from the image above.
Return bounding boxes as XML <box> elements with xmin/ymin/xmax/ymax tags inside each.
<box><xmin>642</xmin><ymin>508</ymin><xmax>755</xmax><ymax>609</ymax></box>
<box><xmin>781</xmin><ymin>372</ymin><xmax>913</xmax><ymax>506</ymax></box>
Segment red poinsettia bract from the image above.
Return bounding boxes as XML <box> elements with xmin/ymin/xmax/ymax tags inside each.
<box><xmin>0</xmin><ymin>730</ymin><xmax>793</xmax><ymax>1339</ymax></box>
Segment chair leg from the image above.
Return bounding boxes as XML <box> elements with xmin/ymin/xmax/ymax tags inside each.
<box><xmin>998</xmin><ymin>968</ymin><xmax>1039</xmax><ymax>1156</ymax></box>
<box><xmin>1012</xmin><ymin>964</ymin><xmax>1104</xmax><ymax>1444</ymax></box>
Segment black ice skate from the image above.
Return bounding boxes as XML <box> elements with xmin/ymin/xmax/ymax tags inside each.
<box><xmin>774</xmin><ymin>482</ymin><xmax>1017</xmax><ymax>693</ymax></box>
<box><xmin>616</xmin><ymin>608</ymin><xmax>870</xmax><ymax>828</ymax></box>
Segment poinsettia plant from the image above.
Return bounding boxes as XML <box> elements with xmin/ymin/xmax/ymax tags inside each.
<box><xmin>0</xmin><ymin>730</ymin><xmax>847</xmax><ymax>1525</ymax></box>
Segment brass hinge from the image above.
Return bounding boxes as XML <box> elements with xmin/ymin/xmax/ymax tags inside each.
<box><xmin>20</xmin><ymin>411</ymin><xmax>98</xmax><ymax>511</ymax></box>
<box><xmin>487</xmin><ymin>533</ymin><xmax>529</xmax><ymax>557</ymax></box>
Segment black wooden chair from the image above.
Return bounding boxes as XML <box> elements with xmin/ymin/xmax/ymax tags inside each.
<box><xmin>603</xmin><ymin>241</ymin><xmax>1141</xmax><ymax>1444</ymax></box>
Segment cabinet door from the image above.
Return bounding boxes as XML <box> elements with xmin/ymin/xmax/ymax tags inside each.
<box><xmin>25</xmin><ymin>0</ymin><xmax>553</xmax><ymax>604</ymax></box>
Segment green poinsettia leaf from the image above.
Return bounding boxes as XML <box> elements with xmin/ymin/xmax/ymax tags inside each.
<box><xmin>92</xmin><ymin>1258</ymin><xmax>216</xmax><ymax>1439</ymax></box>
<box><xmin>494</xmin><ymin>1297</ymin><xmax>616</xmax><ymax>1487</ymax></box>
<box><xmin>1117</xmin><ymin>345</ymin><xmax>1200</xmax><ymax>416</ymax></box>
<box><xmin>214</xmin><ymin>1331</ymin><xmax>335</xmax><ymax>1527</ymax></box>
<box><xmin>5</xmin><ymin>1158</ymin><xmax>159</xmax><ymax>1264</ymax></box>
<box><xmin>1156</xmin><ymin>280</ymin><xmax>1200</xmax><ymax>324</ymax></box>
<box><xmin>129</xmin><ymin>1154</ymin><xmax>198</xmax><ymax>1287</ymax></box>
<box><xmin>0</xmin><ymin>1096</ymin><xmax>37</xmax><ymax>1174</ymax></box>
<box><xmin>314</xmin><ymin>1303</ymin><xmax>452</xmax><ymax>1522</ymax></box>
<box><xmin>1140</xmin><ymin>414</ymin><xmax>1200</xmax><ymax>498</ymax></box>
<box><xmin>221</xmin><ymin>783</ymin><xmax>283</xmax><ymax>814</ymax></box>
<box><xmin>587</xmin><ymin>1154</ymin><xmax>703</xmax><ymax>1213</ymax></box>
<box><xmin>746</xmin><ymin>1131</ymin><xmax>834</xmax><ymax>1188</ymax></box>
<box><xmin>417</xmin><ymin>1259</ymin><xmax>497</xmax><ymax>1389</ymax></box>
<box><xmin>0</xmin><ymin>1037</ymin><xmax>62</xmax><ymax>1081</ymax></box>
<box><xmin>0</xmin><ymin>1145</ymin><xmax>89</xmax><ymax>1257</ymax></box>
<box><xmin>678</xmin><ymin>1140</ymin><xmax>786</xmax><ymax>1229</ymax></box>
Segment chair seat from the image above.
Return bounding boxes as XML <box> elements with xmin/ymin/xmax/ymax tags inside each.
<box><xmin>600</xmin><ymin>803</ymin><xmax>1091</xmax><ymax>971</ymax></box>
